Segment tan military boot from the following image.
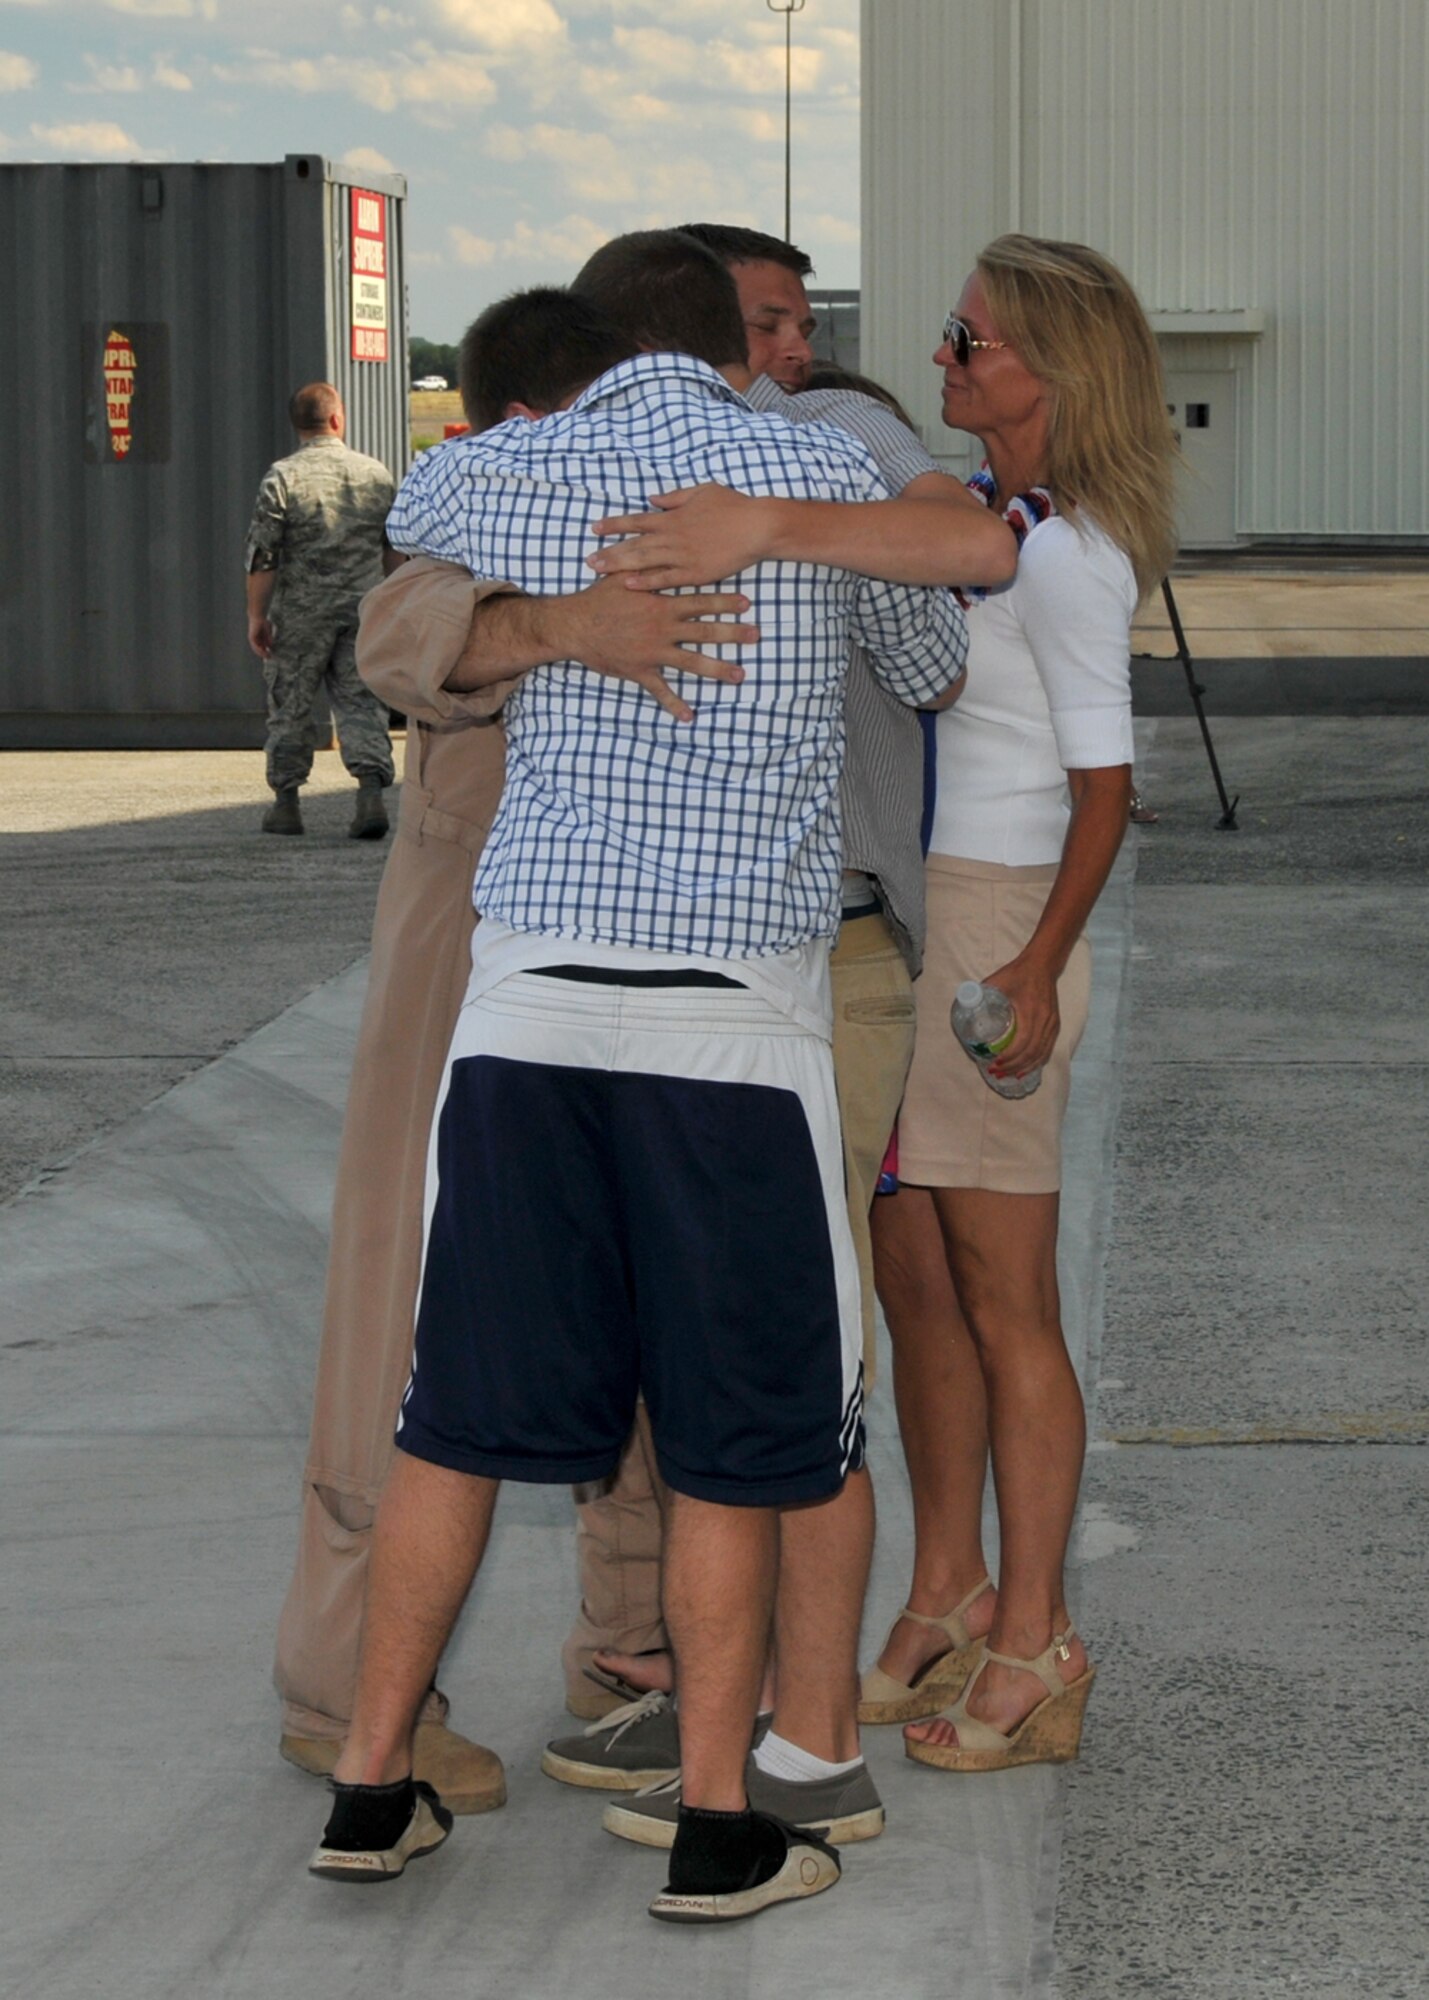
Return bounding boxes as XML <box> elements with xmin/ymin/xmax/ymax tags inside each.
<box><xmin>280</xmin><ymin>1721</ymin><xmax>507</xmax><ymax>1816</ymax></box>
<box><xmin>262</xmin><ymin>788</ymin><xmax>304</xmax><ymax>835</ymax></box>
<box><xmin>348</xmin><ymin>778</ymin><xmax>389</xmax><ymax>840</ymax></box>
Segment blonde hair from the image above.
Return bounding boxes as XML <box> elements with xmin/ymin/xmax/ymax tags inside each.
<box><xmin>976</xmin><ymin>234</ymin><xmax>1179</xmax><ymax>599</ymax></box>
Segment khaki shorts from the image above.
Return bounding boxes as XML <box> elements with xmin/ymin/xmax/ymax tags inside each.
<box><xmin>897</xmin><ymin>856</ymin><xmax>1091</xmax><ymax>1194</ymax></box>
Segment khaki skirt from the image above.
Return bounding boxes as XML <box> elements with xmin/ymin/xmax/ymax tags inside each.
<box><xmin>897</xmin><ymin>855</ymin><xmax>1091</xmax><ymax>1194</ymax></box>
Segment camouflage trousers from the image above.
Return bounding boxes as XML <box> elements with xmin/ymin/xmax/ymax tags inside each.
<box><xmin>262</xmin><ymin>616</ymin><xmax>395</xmax><ymax>794</ymax></box>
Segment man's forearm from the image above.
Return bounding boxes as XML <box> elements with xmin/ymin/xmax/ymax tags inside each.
<box><xmin>762</xmin><ymin>484</ymin><xmax>1018</xmax><ymax>588</ymax></box>
<box><xmin>444</xmin><ymin>582</ymin><xmax>755</xmax><ymax>728</ymax></box>
<box><xmin>444</xmin><ymin>593</ymin><xmax>577</xmax><ymax>691</ymax></box>
<box><xmin>246</xmin><ymin>570</ymin><xmax>277</xmax><ymax>620</ymax></box>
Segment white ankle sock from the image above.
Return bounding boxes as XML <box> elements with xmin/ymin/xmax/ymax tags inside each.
<box><xmin>752</xmin><ymin>1728</ymin><xmax>862</xmax><ymax>1784</ymax></box>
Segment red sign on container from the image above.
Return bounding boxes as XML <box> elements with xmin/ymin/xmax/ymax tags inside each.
<box><xmin>103</xmin><ymin>328</ymin><xmax>138</xmax><ymax>458</ymax></box>
<box><xmin>350</xmin><ymin>189</ymin><xmax>389</xmax><ymax>363</ymax></box>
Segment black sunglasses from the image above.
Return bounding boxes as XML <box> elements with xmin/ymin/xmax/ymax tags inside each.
<box><xmin>942</xmin><ymin>312</ymin><xmax>1009</xmax><ymax>367</ymax></box>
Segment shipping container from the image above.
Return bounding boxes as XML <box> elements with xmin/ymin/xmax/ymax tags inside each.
<box><xmin>0</xmin><ymin>154</ymin><xmax>409</xmax><ymax>747</ymax></box>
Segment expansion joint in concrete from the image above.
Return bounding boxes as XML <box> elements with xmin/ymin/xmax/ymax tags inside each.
<box><xmin>1101</xmin><ymin>1414</ymin><xmax>1427</xmax><ymax>1447</ymax></box>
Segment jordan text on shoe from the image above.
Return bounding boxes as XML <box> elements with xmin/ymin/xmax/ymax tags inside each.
<box><xmin>308</xmin><ymin>1778</ymin><xmax>452</xmax><ymax>1884</ymax></box>
<box><xmin>649</xmin><ymin>1813</ymin><xmax>840</xmax><ymax>1925</ymax></box>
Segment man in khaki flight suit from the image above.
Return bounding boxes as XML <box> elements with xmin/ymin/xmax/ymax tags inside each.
<box><xmin>245</xmin><ymin>382</ymin><xmax>396</xmax><ymax>840</ymax></box>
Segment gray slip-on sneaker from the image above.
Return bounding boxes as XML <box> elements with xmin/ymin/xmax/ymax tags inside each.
<box><xmin>648</xmin><ymin>1814</ymin><xmax>841</xmax><ymax>1925</ymax></box>
<box><xmin>604</xmin><ymin>1755</ymin><xmax>885</xmax><ymax>1848</ymax></box>
<box><xmin>541</xmin><ymin>1690</ymin><xmax>682</xmax><ymax>1791</ymax></box>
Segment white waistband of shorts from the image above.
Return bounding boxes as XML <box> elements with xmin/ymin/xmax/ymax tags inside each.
<box><xmin>469</xmin><ymin>971</ymin><xmax>824</xmax><ymax>1039</ymax></box>
<box><xmin>467</xmin><ymin>918</ymin><xmax>833</xmax><ymax>1039</ymax></box>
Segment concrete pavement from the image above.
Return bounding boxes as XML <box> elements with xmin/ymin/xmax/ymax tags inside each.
<box><xmin>2</xmin><ymin>721</ymin><xmax>1425</xmax><ymax>1996</ymax></box>
<box><xmin>1133</xmin><ymin>566</ymin><xmax>1429</xmax><ymax>660</ymax></box>
<box><xmin>1055</xmin><ymin>716</ymin><xmax>1428</xmax><ymax>1999</ymax></box>
<box><xmin>0</xmin><ymin>748</ymin><xmax>388</xmax><ymax>1203</ymax></box>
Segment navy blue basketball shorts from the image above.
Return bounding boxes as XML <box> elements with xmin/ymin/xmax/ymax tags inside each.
<box><xmin>396</xmin><ymin>970</ymin><xmax>866</xmax><ymax>1507</ymax></box>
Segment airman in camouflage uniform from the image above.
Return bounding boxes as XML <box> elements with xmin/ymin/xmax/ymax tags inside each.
<box><xmin>245</xmin><ymin>382</ymin><xmax>397</xmax><ymax>838</ymax></box>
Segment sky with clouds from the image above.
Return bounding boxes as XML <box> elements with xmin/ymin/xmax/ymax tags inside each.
<box><xmin>1</xmin><ymin>0</ymin><xmax>860</xmax><ymax>340</ymax></box>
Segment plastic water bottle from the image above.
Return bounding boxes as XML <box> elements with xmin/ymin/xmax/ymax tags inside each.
<box><xmin>951</xmin><ymin>980</ymin><xmax>1042</xmax><ymax>1100</ymax></box>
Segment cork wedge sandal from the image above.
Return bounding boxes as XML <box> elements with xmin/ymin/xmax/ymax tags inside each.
<box><xmin>903</xmin><ymin>1625</ymin><xmax>1095</xmax><ymax>1773</ymax></box>
<box><xmin>857</xmin><ymin>1576</ymin><xmax>993</xmax><ymax>1725</ymax></box>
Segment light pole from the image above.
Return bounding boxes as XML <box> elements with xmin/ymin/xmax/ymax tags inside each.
<box><xmin>767</xmin><ymin>0</ymin><xmax>806</xmax><ymax>244</ymax></box>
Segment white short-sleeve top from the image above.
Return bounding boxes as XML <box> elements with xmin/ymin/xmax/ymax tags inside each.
<box><xmin>928</xmin><ymin>513</ymin><xmax>1138</xmax><ymax>867</ymax></box>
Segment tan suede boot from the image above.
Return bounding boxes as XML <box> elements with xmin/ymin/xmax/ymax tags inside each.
<box><xmin>280</xmin><ymin>1721</ymin><xmax>506</xmax><ymax>1815</ymax></box>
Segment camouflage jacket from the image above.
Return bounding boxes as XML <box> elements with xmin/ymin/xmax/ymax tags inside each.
<box><xmin>245</xmin><ymin>436</ymin><xmax>396</xmax><ymax>616</ymax></box>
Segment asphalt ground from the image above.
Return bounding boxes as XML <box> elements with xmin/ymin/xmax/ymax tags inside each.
<box><xmin>0</xmin><ymin>749</ymin><xmax>389</xmax><ymax>1203</ymax></box>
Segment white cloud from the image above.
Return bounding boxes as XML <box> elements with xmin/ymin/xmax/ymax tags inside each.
<box><xmin>607</xmin><ymin>24</ymin><xmax>825</xmax><ymax>97</ymax></box>
<box><xmin>506</xmin><ymin>213</ymin><xmax>609</xmax><ymax>264</ymax></box>
<box><xmin>718</xmin><ymin>41</ymin><xmax>826</xmax><ymax>97</ymax></box>
<box><xmin>432</xmin><ymin>0</ymin><xmax>563</xmax><ymax>51</ymax></box>
<box><xmin>343</xmin><ymin>142</ymin><xmax>396</xmax><ymax>173</ymax></box>
<box><xmin>481</xmin><ymin>123</ymin><xmax>521</xmax><ymax>163</ymax></box>
<box><xmin>105</xmin><ymin>0</ymin><xmax>197</xmax><ymax>15</ymax></box>
<box><xmin>73</xmin><ymin>51</ymin><xmax>193</xmax><ymax>92</ymax></box>
<box><xmin>448</xmin><ymin>211</ymin><xmax>607</xmax><ymax>273</ymax></box>
<box><xmin>74</xmin><ymin>55</ymin><xmax>141</xmax><ymax>91</ymax></box>
<box><xmin>806</xmin><ymin>208</ymin><xmax>859</xmax><ymax>248</ymax></box>
<box><xmin>0</xmin><ymin>49</ymin><xmax>36</xmax><ymax>89</ymax></box>
<box><xmin>612</xmin><ymin>90</ymin><xmax>678</xmax><ymax>126</ymax></box>
<box><xmin>572</xmin><ymin>66</ymin><xmax>679</xmax><ymax>125</ymax></box>
<box><xmin>608</xmin><ymin>26</ymin><xmax>699</xmax><ymax>84</ymax></box>
<box><xmin>483</xmin><ymin>121</ymin><xmax>640</xmax><ymax>204</ymax></box>
<box><xmin>448</xmin><ymin>223</ymin><xmax>494</xmax><ymax>267</ymax></box>
<box><xmin>728</xmin><ymin>107</ymin><xmax>783</xmax><ymax>144</ymax></box>
<box><xmin>31</xmin><ymin>117</ymin><xmax>140</xmax><ymax>153</ymax></box>
<box><xmin>217</xmin><ymin>46</ymin><xmax>495</xmax><ymax>114</ymax></box>
<box><xmin>605</xmin><ymin>0</ymin><xmax>732</xmax><ymax>19</ymax></box>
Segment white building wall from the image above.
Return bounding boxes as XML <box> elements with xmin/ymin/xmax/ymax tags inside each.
<box><xmin>862</xmin><ymin>0</ymin><xmax>1429</xmax><ymax>539</ymax></box>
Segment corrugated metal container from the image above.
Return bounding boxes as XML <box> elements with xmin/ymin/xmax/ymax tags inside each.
<box><xmin>862</xmin><ymin>0</ymin><xmax>1429</xmax><ymax>545</ymax></box>
<box><xmin>0</xmin><ymin>154</ymin><xmax>409</xmax><ymax>747</ymax></box>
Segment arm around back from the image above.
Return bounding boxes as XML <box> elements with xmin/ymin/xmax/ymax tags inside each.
<box><xmin>357</xmin><ymin>559</ymin><xmax>520</xmax><ymax>725</ymax></box>
<box><xmin>586</xmin><ymin>474</ymin><xmax>1017</xmax><ymax>593</ymax></box>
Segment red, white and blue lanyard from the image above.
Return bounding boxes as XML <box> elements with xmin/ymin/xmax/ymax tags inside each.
<box><xmin>954</xmin><ymin>467</ymin><xmax>1056</xmax><ymax>607</ymax></box>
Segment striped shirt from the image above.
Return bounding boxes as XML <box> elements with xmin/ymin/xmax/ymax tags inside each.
<box><xmin>748</xmin><ymin>376</ymin><xmax>944</xmax><ymax>972</ymax></box>
<box><xmin>387</xmin><ymin>353</ymin><xmax>967</xmax><ymax>964</ymax></box>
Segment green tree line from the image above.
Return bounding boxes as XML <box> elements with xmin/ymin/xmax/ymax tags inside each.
<box><xmin>410</xmin><ymin>336</ymin><xmax>459</xmax><ymax>386</ymax></box>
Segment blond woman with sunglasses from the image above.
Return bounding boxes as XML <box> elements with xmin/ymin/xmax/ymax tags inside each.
<box><xmin>861</xmin><ymin>235</ymin><xmax>1177</xmax><ymax>1771</ymax></box>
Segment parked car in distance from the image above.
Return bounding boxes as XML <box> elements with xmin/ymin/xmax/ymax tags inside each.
<box><xmin>412</xmin><ymin>374</ymin><xmax>449</xmax><ymax>391</ymax></box>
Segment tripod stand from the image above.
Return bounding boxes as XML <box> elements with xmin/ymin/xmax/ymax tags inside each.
<box><xmin>1139</xmin><ymin>577</ymin><xmax>1240</xmax><ymax>829</ymax></box>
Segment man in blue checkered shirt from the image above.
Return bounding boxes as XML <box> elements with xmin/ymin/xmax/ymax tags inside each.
<box><xmin>313</xmin><ymin>235</ymin><xmax>967</xmax><ymax>1923</ymax></box>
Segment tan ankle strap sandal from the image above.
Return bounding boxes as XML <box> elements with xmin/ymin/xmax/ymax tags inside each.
<box><xmin>903</xmin><ymin>1624</ymin><xmax>1096</xmax><ymax>1773</ymax></box>
<box><xmin>857</xmin><ymin>1576</ymin><xmax>993</xmax><ymax>1726</ymax></box>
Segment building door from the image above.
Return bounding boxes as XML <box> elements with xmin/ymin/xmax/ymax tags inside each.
<box><xmin>1165</xmin><ymin>371</ymin><xmax>1238</xmax><ymax>548</ymax></box>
